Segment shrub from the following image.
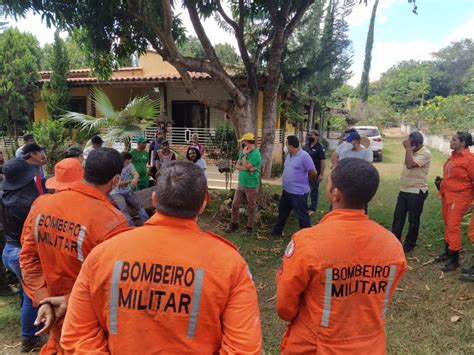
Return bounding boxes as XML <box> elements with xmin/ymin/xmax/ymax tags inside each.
<box><xmin>271</xmin><ymin>163</ymin><xmax>284</xmax><ymax>177</ymax></box>
<box><xmin>32</xmin><ymin>119</ymin><xmax>70</xmax><ymax>172</ymax></box>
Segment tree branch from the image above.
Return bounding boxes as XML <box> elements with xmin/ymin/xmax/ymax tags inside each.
<box><xmin>183</xmin><ymin>0</ymin><xmax>247</xmax><ymax>105</ymax></box>
<box><xmin>215</xmin><ymin>0</ymin><xmax>257</xmax><ymax>91</ymax></box>
<box><xmin>284</xmin><ymin>0</ymin><xmax>314</xmax><ymax>41</ymax></box>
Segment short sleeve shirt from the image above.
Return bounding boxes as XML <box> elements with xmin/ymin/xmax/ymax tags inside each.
<box><xmin>238</xmin><ymin>149</ymin><xmax>261</xmax><ymax>188</ymax></box>
<box><xmin>399</xmin><ymin>146</ymin><xmax>432</xmax><ymax>193</ymax></box>
<box><xmin>111</xmin><ymin>164</ymin><xmax>136</xmax><ymax>194</ymax></box>
<box><xmin>131</xmin><ymin>149</ymin><xmax>148</xmax><ymax>178</ymax></box>
<box><xmin>304</xmin><ymin>142</ymin><xmax>326</xmax><ymax>176</ymax></box>
<box><xmin>339</xmin><ymin>146</ymin><xmax>373</xmax><ymax>163</ymax></box>
<box><xmin>282</xmin><ymin>149</ymin><xmax>316</xmax><ymax>195</ymax></box>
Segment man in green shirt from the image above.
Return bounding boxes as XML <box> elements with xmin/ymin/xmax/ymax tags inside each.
<box><xmin>131</xmin><ymin>137</ymin><xmax>149</xmax><ymax>190</ymax></box>
<box><xmin>226</xmin><ymin>133</ymin><xmax>262</xmax><ymax>235</ymax></box>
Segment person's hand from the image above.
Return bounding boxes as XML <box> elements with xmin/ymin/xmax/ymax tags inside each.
<box><xmin>39</xmin><ymin>295</ymin><xmax>67</xmax><ymax>319</ymax></box>
<box><xmin>318</xmin><ymin>176</ymin><xmax>324</xmax><ymax>183</ymax></box>
<box><xmin>131</xmin><ymin>178</ymin><xmax>138</xmax><ymax>188</ymax></box>
<box><xmin>243</xmin><ymin>146</ymin><xmax>250</xmax><ymax>155</ymax></box>
<box><xmin>34</xmin><ymin>303</ymin><xmax>55</xmax><ymax>336</ymax></box>
<box><xmin>402</xmin><ymin>139</ymin><xmax>411</xmax><ymax>148</ymax></box>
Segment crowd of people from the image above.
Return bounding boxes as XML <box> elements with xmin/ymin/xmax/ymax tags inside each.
<box><xmin>0</xmin><ymin>127</ymin><xmax>471</xmax><ymax>354</ymax></box>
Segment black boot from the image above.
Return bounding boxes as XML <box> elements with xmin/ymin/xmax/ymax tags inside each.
<box><xmin>434</xmin><ymin>242</ymin><xmax>449</xmax><ymax>262</ymax></box>
<box><xmin>459</xmin><ymin>270</ymin><xmax>474</xmax><ymax>282</ymax></box>
<box><xmin>441</xmin><ymin>250</ymin><xmax>459</xmax><ymax>272</ymax></box>
<box><xmin>225</xmin><ymin>223</ymin><xmax>238</xmax><ymax>234</ymax></box>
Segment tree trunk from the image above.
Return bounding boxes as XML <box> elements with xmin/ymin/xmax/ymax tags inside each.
<box><xmin>260</xmin><ymin>85</ymin><xmax>279</xmax><ymax>179</ymax></box>
<box><xmin>226</xmin><ymin>98</ymin><xmax>256</xmax><ymax>140</ymax></box>
<box><xmin>307</xmin><ymin>100</ymin><xmax>315</xmax><ymax>133</ymax></box>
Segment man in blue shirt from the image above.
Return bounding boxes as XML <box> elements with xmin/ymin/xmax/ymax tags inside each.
<box><xmin>272</xmin><ymin>136</ymin><xmax>318</xmax><ymax>237</ymax></box>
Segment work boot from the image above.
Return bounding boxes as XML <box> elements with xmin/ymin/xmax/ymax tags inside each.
<box><xmin>225</xmin><ymin>223</ymin><xmax>238</xmax><ymax>234</ymax></box>
<box><xmin>434</xmin><ymin>242</ymin><xmax>449</xmax><ymax>262</ymax></box>
<box><xmin>0</xmin><ymin>284</ymin><xmax>20</xmax><ymax>297</ymax></box>
<box><xmin>441</xmin><ymin>250</ymin><xmax>459</xmax><ymax>272</ymax></box>
<box><xmin>21</xmin><ymin>336</ymin><xmax>45</xmax><ymax>353</ymax></box>
<box><xmin>245</xmin><ymin>226</ymin><xmax>253</xmax><ymax>235</ymax></box>
<box><xmin>459</xmin><ymin>270</ymin><xmax>474</xmax><ymax>282</ymax></box>
<box><xmin>460</xmin><ymin>265</ymin><xmax>474</xmax><ymax>274</ymax></box>
<box><xmin>403</xmin><ymin>243</ymin><xmax>415</xmax><ymax>254</ymax></box>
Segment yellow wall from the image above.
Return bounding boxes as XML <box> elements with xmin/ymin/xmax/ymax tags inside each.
<box><xmin>34</xmin><ymin>91</ymin><xmax>48</xmax><ymax>121</ymax></box>
<box><xmin>139</xmin><ymin>51</ymin><xmax>179</xmax><ymax>76</ymax></box>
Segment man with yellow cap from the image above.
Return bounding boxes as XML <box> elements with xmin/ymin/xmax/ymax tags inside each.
<box><xmin>226</xmin><ymin>133</ymin><xmax>261</xmax><ymax>235</ymax></box>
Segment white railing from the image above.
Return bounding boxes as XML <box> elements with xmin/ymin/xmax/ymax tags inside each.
<box><xmin>100</xmin><ymin>127</ymin><xmax>284</xmax><ymax>149</ymax></box>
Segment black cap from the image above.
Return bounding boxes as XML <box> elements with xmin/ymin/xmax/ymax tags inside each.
<box><xmin>2</xmin><ymin>158</ymin><xmax>36</xmax><ymax>190</ymax></box>
<box><xmin>22</xmin><ymin>144</ymin><xmax>43</xmax><ymax>155</ymax></box>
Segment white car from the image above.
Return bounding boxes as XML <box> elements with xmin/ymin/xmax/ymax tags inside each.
<box><xmin>354</xmin><ymin>126</ymin><xmax>384</xmax><ymax>162</ymax></box>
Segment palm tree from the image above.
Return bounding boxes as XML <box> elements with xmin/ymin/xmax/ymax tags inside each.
<box><xmin>63</xmin><ymin>87</ymin><xmax>159</xmax><ymax>150</ymax></box>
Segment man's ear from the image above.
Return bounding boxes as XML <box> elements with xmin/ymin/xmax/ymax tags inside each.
<box><xmin>197</xmin><ymin>193</ymin><xmax>208</xmax><ymax>215</ymax></box>
<box><xmin>152</xmin><ymin>191</ymin><xmax>158</xmax><ymax>210</ymax></box>
<box><xmin>332</xmin><ymin>187</ymin><xmax>342</xmax><ymax>204</ymax></box>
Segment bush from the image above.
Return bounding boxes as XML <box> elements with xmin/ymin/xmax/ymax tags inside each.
<box><xmin>32</xmin><ymin>119</ymin><xmax>70</xmax><ymax>172</ymax></box>
<box><xmin>271</xmin><ymin>163</ymin><xmax>284</xmax><ymax>177</ymax></box>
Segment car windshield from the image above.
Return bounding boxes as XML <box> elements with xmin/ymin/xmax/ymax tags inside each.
<box><xmin>356</xmin><ymin>128</ymin><xmax>380</xmax><ymax>137</ymax></box>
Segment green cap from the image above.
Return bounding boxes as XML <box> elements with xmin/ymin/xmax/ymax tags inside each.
<box><xmin>136</xmin><ymin>137</ymin><xmax>147</xmax><ymax>143</ymax></box>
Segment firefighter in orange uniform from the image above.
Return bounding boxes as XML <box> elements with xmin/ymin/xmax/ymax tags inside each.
<box><xmin>276</xmin><ymin>158</ymin><xmax>406</xmax><ymax>354</ymax></box>
<box><xmin>435</xmin><ymin>132</ymin><xmax>474</xmax><ymax>272</ymax></box>
<box><xmin>20</xmin><ymin>148</ymin><xmax>129</xmax><ymax>354</ymax></box>
<box><xmin>60</xmin><ymin>161</ymin><xmax>262</xmax><ymax>354</ymax></box>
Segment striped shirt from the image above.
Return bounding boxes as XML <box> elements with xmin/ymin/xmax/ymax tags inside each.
<box><xmin>399</xmin><ymin>146</ymin><xmax>432</xmax><ymax>193</ymax></box>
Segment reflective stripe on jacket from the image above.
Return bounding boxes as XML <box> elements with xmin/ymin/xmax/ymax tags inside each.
<box><xmin>276</xmin><ymin>209</ymin><xmax>406</xmax><ymax>354</ymax></box>
<box><xmin>60</xmin><ymin>213</ymin><xmax>262</xmax><ymax>354</ymax></box>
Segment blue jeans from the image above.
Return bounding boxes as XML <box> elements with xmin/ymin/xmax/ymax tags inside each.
<box><xmin>309</xmin><ymin>180</ymin><xmax>320</xmax><ymax>211</ymax></box>
<box><xmin>110</xmin><ymin>191</ymin><xmax>149</xmax><ymax>226</ymax></box>
<box><xmin>2</xmin><ymin>243</ymin><xmax>39</xmax><ymax>338</ymax></box>
<box><xmin>273</xmin><ymin>190</ymin><xmax>311</xmax><ymax>235</ymax></box>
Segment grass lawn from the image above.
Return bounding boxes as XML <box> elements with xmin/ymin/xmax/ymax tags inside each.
<box><xmin>1</xmin><ymin>137</ymin><xmax>472</xmax><ymax>354</ymax></box>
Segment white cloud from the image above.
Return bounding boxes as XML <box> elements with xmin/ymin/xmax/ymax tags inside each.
<box><xmin>348</xmin><ymin>12</ymin><xmax>474</xmax><ymax>86</ymax></box>
<box><xmin>6</xmin><ymin>11</ymin><xmax>65</xmax><ymax>45</ymax></box>
<box><xmin>445</xmin><ymin>13</ymin><xmax>474</xmax><ymax>44</ymax></box>
<box><xmin>346</xmin><ymin>0</ymin><xmax>402</xmax><ymax>27</ymax></box>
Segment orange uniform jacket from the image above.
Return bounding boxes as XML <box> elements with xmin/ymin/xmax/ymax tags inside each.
<box><xmin>439</xmin><ymin>148</ymin><xmax>474</xmax><ymax>204</ymax></box>
<box><xmin>276</xmin><ymin>209</ymin><xmax>406</xmax><ymax>354</ymax></box>
<box><xmin>60</xmin><ymin>213</ymin><xmax>262</xmax><ymax>354</ymax></box>
<box><xmin>20</xmin><ymin>182</ymin><xmax>129</xmax><ymax>354</ymax></box>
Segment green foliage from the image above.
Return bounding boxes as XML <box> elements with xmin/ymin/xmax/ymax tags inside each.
<box><xmin>178</xmin><ymin>36</ymin><xmax>241</xmax><ymax>68</ymax></box>
<box><xmin>270</xmin><ymin>163</ymin><xmax>283</xmax><ymax>178</ymax></box>
<box><xmin>371</xmin><ymin>60</ymin><xmax>431</xmax><ymax>112</ymax></box>
<box><xmin>431</xmin><ymin>39</ymin><xmax>474</xmax><ymax>96</ymax></box>
<box><xmin>40</xmin><ymin>36</ymin><xmax>89</xmax><ymax>70</ymax></box>
<box><xmin>63</xmin><ymin>87</ymin><xmax>159</xmax><ymax>149</ymax></box>
<box><xmin>328</xmin><ymin>115</ymin><xmax>348</xmax><ymax>131</ymax></box>
<box><xmin>0</xmin><ymin>28</ymin><xmax>40</xmax><ymax>141</ymax></box>
<box><xmin>32</xmin><ymin>120</ymin><xmax>69</xmax><ymax>171</ymax></box>
<box><xmin>416</xmin><ymin>95</ymin><xmax>473</xmax><ymax>132</ymax></box>
<box><xmin>42</xmin><ymin>31</ymin><xmax>71</xmax><ymax>119</ymax></box>
<box><xmin>206</xmin><ymin>124</ymin><xmax>239</xmax><ymax>163</ymax></box>
<box><xmin>359</xmin><ymin>0</ymin><xmax>379</xmax><ymax>103</ymax></box>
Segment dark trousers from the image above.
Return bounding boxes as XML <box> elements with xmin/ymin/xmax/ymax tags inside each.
<box><xmin>391</xmin><ymin>190</ymin><xmax>428</xmax><ymax>247</ymax></box>
<box><xmin>309</xmin><ymin>180</ymin><xmax>320</xmax><ymax>211</ymax></box>
<box><xmin>273</xmin><ymin>190</ymin><xmax>311</xmax><ymax>235</ymax></box>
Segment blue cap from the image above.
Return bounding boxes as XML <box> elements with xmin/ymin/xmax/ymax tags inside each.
<box><xmin>344</xmin><ymin>132</ymin><xmax>361</xmax><ymax>142</ymax></box>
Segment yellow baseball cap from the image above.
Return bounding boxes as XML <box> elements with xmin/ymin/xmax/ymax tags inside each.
<box><xmin>238</xmin><ymin>133</ymin><xmax>256</xmax><ymax>142</ymax></box>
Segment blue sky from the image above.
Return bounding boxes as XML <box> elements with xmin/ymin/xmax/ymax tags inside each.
<box><xmin>347</xmin><ymin>0</ymin><xmax>474</xmax><ymax>85</ymax></box>
<box><xmin>7</xmin><ymin>0</ymin><xmax>474</xmax><ymax>86</ymax></box>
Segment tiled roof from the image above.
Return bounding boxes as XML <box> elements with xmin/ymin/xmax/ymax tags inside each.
<box><xmin>38</xmin><ymin>69</ymin><xmax>245</xmax><ymax>84</ymax></box>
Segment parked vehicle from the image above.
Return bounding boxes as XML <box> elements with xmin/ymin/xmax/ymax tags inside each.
<box><xmin>354</xmin><ymin>126</ymin><xmax>384</xmax><ymax>162</ymax></box>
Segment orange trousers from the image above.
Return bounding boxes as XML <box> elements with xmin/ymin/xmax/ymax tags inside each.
<box><xmin>441</xmin><ymin>199</ymin><xmax>470</xmax><ymax>251</ymax></box>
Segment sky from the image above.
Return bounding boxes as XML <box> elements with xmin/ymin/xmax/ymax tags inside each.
<box><xmin>6</xmin><ymin>0</ymin><xmax>474</xmax><ymax>86</ymax></box>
